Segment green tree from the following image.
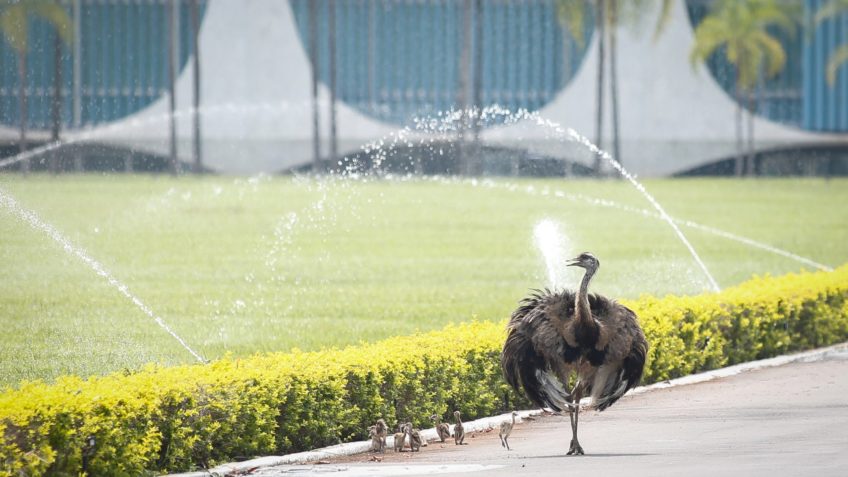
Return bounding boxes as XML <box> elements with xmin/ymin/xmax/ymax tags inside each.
<box><xmin>0</xmin><ymin>0</ymin><xmax>72</xmax><ymax>173</ymax></box>
<box><xmin>815</xmin><ymin>0</ymin><xmax>848</xmax><ymax>85</ymax></box>
<box><xmin>556</xmin><ymin>0</ymin><xmax>674</xmax><ymax>173</ymax></box>
<box><xmin>689</xmin><ymin>0</ymin><xmax>799</xmax><ymax>176</ymax></box>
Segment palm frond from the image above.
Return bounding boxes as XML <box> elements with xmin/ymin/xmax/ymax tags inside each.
<box><xmin>31</xmin><ymin>3</ymin><xmax>72</xmax><ymax>45</ymax></box>
<box><xmin>815</xmin><ymin>0</ymin><xmax>848</xmax><ymax>25</ymax></box>
<box><xmin>752</xmin><ymin>30</ymin><xmax>787</xmax><ymax>78</ymax></box>
<box><xmin>826</xmin><ymin>43</ymin><xmax>848</xmax><ymax>85</ymax></box>
<box><xmin>690</xmin><ymin>17</ymin><xmax>730</xmax><ymax>69</ymax></box>
<box><xmin>556</xmin><ymin>0</ymin><xmax>590</xmax><ymax>48</ymax></box>
<box><xmin>0</xmin><ymin>0</ymin><xmax>73</xmax><ymax>53</ymax></box>
<box><xmin>0</xmin><ymin>5</ymin><xmax>26</xmax><ymax>53</ymax></box>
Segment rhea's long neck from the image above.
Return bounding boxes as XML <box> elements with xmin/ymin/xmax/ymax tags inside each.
<box><xmin>575</xmin><ymin>267</ymin><xmax>596</xmax><ymax>327</ymax></box>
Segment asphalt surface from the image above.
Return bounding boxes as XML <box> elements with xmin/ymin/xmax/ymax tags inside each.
<box><xmin>254</xmin><ymin>350</ymin><xmax>848</xmax><ymax>477</ymax></box>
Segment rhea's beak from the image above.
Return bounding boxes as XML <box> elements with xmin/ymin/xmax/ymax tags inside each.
<box><xmin>566</xmin><ymin>257</ymin><xmax>581</xmax><ymax>267</ymax></box>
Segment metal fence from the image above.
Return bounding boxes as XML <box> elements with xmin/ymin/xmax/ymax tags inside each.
<box><xmin>2</xmin><ymin>0</ymin><xmax>845</xmax><ymax>134</ymax></box>
<box><xmin>289</xmin><ymin>0</ymin><xmax>592</xmax><ymax>127</ymax></box>
<box><xmin>0</xmin><ymin>0</ymin><xmax>205</xmax><ymax>132</ymax></box>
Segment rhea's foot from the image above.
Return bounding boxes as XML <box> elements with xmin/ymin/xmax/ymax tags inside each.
<box><xmin>566</xmin><ymin>439</ymin><xmax>585</xmax><ymax>456</ymax></box>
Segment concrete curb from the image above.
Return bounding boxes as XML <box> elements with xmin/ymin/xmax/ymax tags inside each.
<box><xmin>167</xmin><ymin>341</ymin><xmax>848</xmax><ymax>476</ymax></box>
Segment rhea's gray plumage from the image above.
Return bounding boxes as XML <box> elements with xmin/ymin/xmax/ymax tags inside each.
<box><xmin>373</xmin><ymin>419</ymin><xmax>388</xmax><ymax>453</ymax></box>
<box><xmin>393</xmin><ymin>428</ymin><xmax>406</xmax><ymax>452</ymax></box>
<box><xmin>368</xmin><ymin>425</ymin><xmax>381</xmax><ymax>452</ymax></box>
<box><xmin>501</xmin><ymin>252</ymin><xmax>648</xmax><ymax>456</ymax></box>
<box><xmin>453</xmin><ymin>410</ymin><xmax>466</xmax><ymax>445</ymax></box>
<box><xmin>403</xmin><ymin>422</ymin><xmax>422</xmax><ymax>452</ymax></box>
<box><xmin>431</xmin><ymin>414</ymin><xmax>451</xmax><ymax>443</ymax></box>
<box><xmin>499</xmin><ymin>411</ymin><xmax>519</xmax><ymax>450</ymax></box>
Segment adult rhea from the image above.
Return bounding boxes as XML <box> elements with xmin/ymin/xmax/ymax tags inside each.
<box><xmin>501</xmin><ymin>252</ymin><xmax>647</xmax><ymax>455</ymax></box>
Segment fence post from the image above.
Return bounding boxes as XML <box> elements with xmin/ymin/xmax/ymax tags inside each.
<box><xmin>167</xmin><ymin>0</ymin><xmax>178</xmax><ymax>175</ymax></box>
<box><xmin>328</xmin><ymin>0</ymin><xmax>338</xmax><ymax>172</ymax></box>
<box><xmin>191</xmin><ymin>0</ymin><xmax>202</xmax><ymax>173</ymax></box>
<box><xmin>309</xmin><ymin>0</ymin><xmax>322</xmax><ymax>171</ymax></box>
<box><xmin>457</xmin><ymin>0</ymin><xmax>473</xmax><ymax>175</ymax></box>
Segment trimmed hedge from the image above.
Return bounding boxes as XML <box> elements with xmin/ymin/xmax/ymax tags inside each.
<box><xmin>2</xmin><ymin>265</ymin><xmax>847</xmax><ymax>475</ymax></box>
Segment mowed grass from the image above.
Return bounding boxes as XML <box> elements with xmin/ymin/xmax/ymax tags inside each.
<box><xmin>1</xmin><ymin>174</ymin><xmax>846</xmax><ymax>386</ymax></box>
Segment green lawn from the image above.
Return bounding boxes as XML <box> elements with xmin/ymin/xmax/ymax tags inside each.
<box><xmin>1</xmin><ymin>175</ymin><xmax>846</xmax><ymax>386</ymax></box>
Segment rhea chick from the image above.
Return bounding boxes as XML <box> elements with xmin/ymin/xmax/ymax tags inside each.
<box><xmin>499</xmin><ymin>411</ymin><xmax>519</xmax><ymax>450</ymax></box>
<box><xmin>404</xmin><ymin>422</ymin><xmax>422</xmax><ymax>452</ymax></box>
<box><xmin>393</xmin><ymin>422</ymin><xmax>406</xmax><ymax>452</ymax></box>
<box><xmin>430</xmin><ymin>414</ymin><xmax>451</xmax><ymax>443</ymax></box>
<box><xmin>453</xmin><ymin>410</ymin><xmax>466</xmax><ymax>445</ymax></box>
<box><xmin>374</xmin><ymin>419</ymin><xmax>388</xmax><ymax>453</ymax></box>
<box><xmin>368</xmin><ymin>425</ymin><xmax>382</xmax><ymax>452</ymax></box>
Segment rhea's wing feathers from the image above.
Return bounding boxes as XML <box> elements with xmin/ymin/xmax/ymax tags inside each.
<box><xmin>501</xmin><ymin>290</ymin><xmax>578</xmax><ymax>412</ymax></box>
<box><xmin>589</xmin><ymin>302</ymin><xmax>648</xmax><ymax>411</ymax></box>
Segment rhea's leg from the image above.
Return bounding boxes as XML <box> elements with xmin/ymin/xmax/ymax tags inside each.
<box><xmin>567</xmin><ymin>388</ymin><xmax>584</xmax><ymax>456</ymax></box>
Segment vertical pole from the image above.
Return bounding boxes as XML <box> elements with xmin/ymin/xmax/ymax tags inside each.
<box><xmin>593</xmin><ymin>0</ymin><xmax>605</xmax><ymax>175</ymax></box>
<box><xmin>367</xmin><ymin>0</ymin><xmax>376</xmax><ymax>113</ymax></box>
<box><xmin>471</xmin><ymin>0</ymin><xmax>483</xmax><ymax>176</ymax></box>
<box><xmin>457</xmin><ymin>0</ymin><xmax>472</xmax><ymax>175</ymax></box>
<box><xmin>608</xmin><ymin>0</ymin><xmax>620</xmax><ymax>168</ymax></box>
<box><xmin>167</xmin><ymin>0</ymin><xmax>178</xmax><ymax>175</ymax></box>
<box><xmin>50</xmin><ymin>32</ymin><xmax>63</xmax><ymax>173</ymax></box>
<box><xmin>309</xmin><ymin>0</ymin><xmax>322</xmax><ymax>171</ymax></box>
<box><xmin>72</xmin><ymin>0</ymin><xmax>83</xmax><ymax>172</ymax></box>
<box><xmin>734</xmin><ymin>76</ymin><xmax>744</xmax><ymax>177</ymax></box>
<box><xmin>328</xmin><ymin>0</ymin><xmax>338</xmax><ymax>171</ymax></box>
<box><xmin>73</xmin><ymin>0</ymin><xmax>82</xmax><ymax>128</ymax></box>
<box><xmin>18</xmin><ymin>52</ymin><xmax>29</xmax><ymax>174</ymax></box>
<box><xmin>746</xmin><ymin>90</ymin><xmax>755</xmax><ymax>177</ymax></box>
<box><xmin>190</xmin><ymin>0</ymin><xmax>202</xmax><ymax>173</ymax></box>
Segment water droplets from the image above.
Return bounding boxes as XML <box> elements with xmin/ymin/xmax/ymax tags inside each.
<box><xmin>533</xmin><ymin>219</ymin><xmax>571</xmax><ymax>290</ymax></box>
<box><xmin>0</xmin><ymin>187</ymin><xmax>206</xmax><ymax>363</ymax></box>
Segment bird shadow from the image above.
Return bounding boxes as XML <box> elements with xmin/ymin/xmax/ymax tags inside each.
<box><xmin>526</xmin><ymin>453</ymin><xmax>657</xmax><ymax>459</ymax></box>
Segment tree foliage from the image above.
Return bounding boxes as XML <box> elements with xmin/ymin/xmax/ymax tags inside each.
<box><xmin>555</xmin><ymin>0</ymin><xmax>675</xmax><ymax>46</ymax></box>
<box><xmin>815</xmin><ymin>0</ymin><xmax>848</xmax><ymax>85</ymax></box>
<box><xmin>689</xmin><ymin>0</ymin><xmax>800</xmax><ymax>92</ymax></box>
<box><xmin>0</xmin><ymin>0</ymin><xmax>72</xmax><ymax>53</ymax></box>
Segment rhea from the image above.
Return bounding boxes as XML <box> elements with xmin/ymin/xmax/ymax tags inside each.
<box><xmin>403</xmin><ymin>422</ymin><xmax>423</xmax><ymax>452</ymax></box>
<box><xmin>501</xmin><ymin>252</ymin><xmax>648</xmax><ymax>455</ymax></box>
<box><xmin>393</xmin><ymin>422</ymin><xmax>406</xmax><ymax>452</ymax></box>
<box><xmin>430</xmin><ymin>414</ymin><xmax>451</xmax><ymax>443</ymax></box>
<box><xmin>373</xmin><ymin>419</ymin><xmax>388</xmax><ymax>453</ymax></box>
<box><xmin>499</xmin><ymin>411</ymin><xmax>519</xmax><ymax>450</ymax></box>
<box><xmin>453</xmin><ymin>410</ymin><xmax>466</xmax><ymax>445</ymax></box>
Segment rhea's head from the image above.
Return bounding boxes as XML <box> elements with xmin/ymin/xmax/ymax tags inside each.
<box><xmin>566</xmin><ymin>252</ymin><xmax>599</xmax><ymax>272</ymax></box>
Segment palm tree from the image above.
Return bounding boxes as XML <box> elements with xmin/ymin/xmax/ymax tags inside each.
<box><xmin>557</xmin><ymin>0</ymin><xmax>674</xmax><ymax>173</ymax></box>
<box><xmin>815</xmin><ymin>0</ymin><xmax>848</xmax><ymax>85</ymax></box>
<box><xmin>0</xmin><ymin>0</ymin><xmax>72</xmax><ymax>173</ymax></box>
<box><xmin>690</xmin><ymin>0</ymin><xmax>799</xmax><ymax>176</ymax></box>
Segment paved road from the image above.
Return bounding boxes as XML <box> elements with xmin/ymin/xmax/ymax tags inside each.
<box><xmin>255</xmin><ymin>351</ymin><xmax>848</xmax><ymax>477</ymax></box>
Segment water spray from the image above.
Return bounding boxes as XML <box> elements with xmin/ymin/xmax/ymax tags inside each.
<box><xmin>0</xmin><ymin>187</ymin><xmax>207</xmax><ymax>363</ymax></box>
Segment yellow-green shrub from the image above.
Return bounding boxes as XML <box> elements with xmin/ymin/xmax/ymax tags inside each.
<box><xmin>634</xmin><ymin>265</ymin><xmax>848</xmax><ymax>382</ymax></box>
<box><xmin>1</xmin><ymin>266</ymin><xmax>847</xmax><ymax>476</ymax></box>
